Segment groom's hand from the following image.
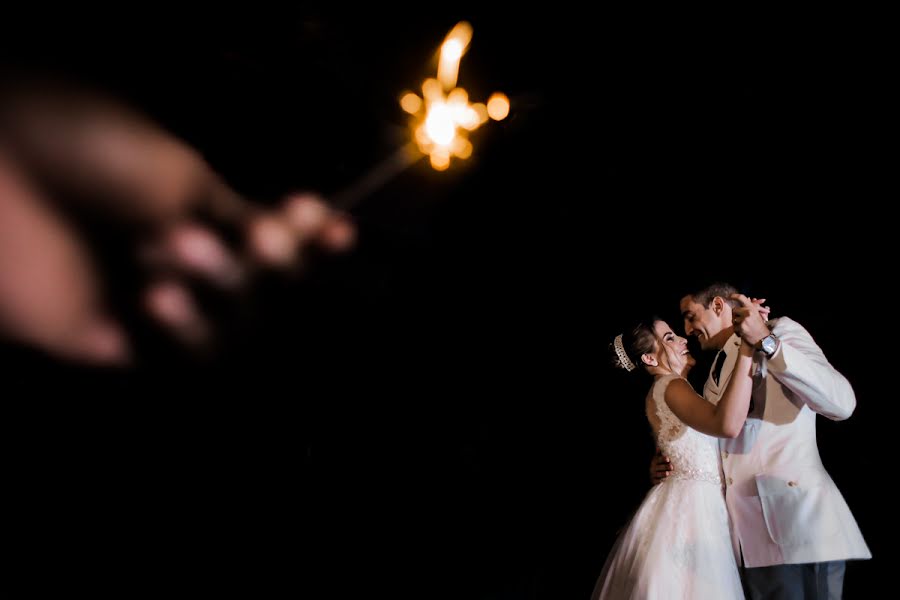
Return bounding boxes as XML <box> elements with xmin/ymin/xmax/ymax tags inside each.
<box><xmin>650</xmin><ymin>449</ymin><xmax>671</xmax><ymax>485</ymax></box>
<box><xmin>731</xmin><ymin>293</ymin><xmax>769</xmax><ymax>348</ymax></box>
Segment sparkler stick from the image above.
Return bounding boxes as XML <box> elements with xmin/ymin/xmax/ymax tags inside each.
<box><xmin>209</xmin><ymin>21</ymin><xmax>508</xmax><ymax>222</ymax></box>
<box><xmin>330</xmin><ymin>142</ymin><xmax>423</xmax><ymax>212</ymax></box>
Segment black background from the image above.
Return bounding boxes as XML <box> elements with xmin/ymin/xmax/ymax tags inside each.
<box><xmin>3</xmin><ymin>10</ymin><xmax>889</xmax><ymax>598</ymax></box>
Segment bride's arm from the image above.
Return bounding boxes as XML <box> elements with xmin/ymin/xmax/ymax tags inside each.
<box><xmin>664</xmin><ymin>342</ymin><xmax>754</xmax><ymax>438</ymax></box>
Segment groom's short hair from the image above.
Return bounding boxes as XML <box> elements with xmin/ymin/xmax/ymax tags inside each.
<box><xmin>689</xmin><ymin>282</ymin><xmax>739</xmax><ymax>309</ymax></box>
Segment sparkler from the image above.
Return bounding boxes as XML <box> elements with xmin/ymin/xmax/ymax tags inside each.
<box><xmin>332</xmin><ymin>20</ymin><xmax>509</xmax><ymax>211</ymax></box>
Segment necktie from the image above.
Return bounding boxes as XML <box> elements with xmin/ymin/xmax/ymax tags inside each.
<box><xmin>712</xmin><ymin>348</ymin><xmax>755</xmax><ymax>414</ymax></box>
<box><xmin>712</xmin><ymin>350</ymin><xmax>726</xmax><ymax>386</ymax></box>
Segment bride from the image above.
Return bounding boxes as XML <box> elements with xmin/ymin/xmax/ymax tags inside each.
<box><xmin>592</xmin><ymin>316</ymin><xmax>754</xmax><ymax>599</ymax></box>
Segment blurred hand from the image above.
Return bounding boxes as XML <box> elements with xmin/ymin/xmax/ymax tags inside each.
<box><xmin>0</xmin><ymin>83</ymin><xmax>355</xmax><ymax>365</ymax></box>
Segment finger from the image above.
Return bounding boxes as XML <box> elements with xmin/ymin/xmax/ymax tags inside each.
<box><xmin>316</xmin><ymin>214</ymin><xmax>357</xmax><ymax>252</ymax></box>
<box><xmin>730</xmin><ymin>293</ymin><xmax>752</xmax><ymax>307</ymax></box>
<box><xmin>283</xmin><ymin>193</ymin><xmax>330</xmax><ymax>236</ymax></box>
<box><xmin>0</xmin><ymin>158</ymin><xmax>131</xmax><ymax>365</ymax></box>
<box><xmin>143</xmin><ymin>280</ymin><xmax>210</xmax><ymax>346</ymax></box>
<box><xmin>142</xmin><ymin>223</ymin><xmax>246</xmax><ymax>288</ymax></box>
<box><xmin>246</xmin><ymin>214</ymin><xmax>299</xmax><ymax>267</ymax></box>
<box><xmin>50</xmin><ymin>316</ymin><xmax>132</xmax><ymax>366</ymax></box>
<box><xmin>283</xmin><ymin>193</ymin><xmax>356</xmax><ymax>253</ymax></box>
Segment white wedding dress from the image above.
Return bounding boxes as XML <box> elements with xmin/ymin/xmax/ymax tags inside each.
<box><xmin>592</xmin><ymin>374</ymin><xmax>745</xmax><ymax>599</ymax></box>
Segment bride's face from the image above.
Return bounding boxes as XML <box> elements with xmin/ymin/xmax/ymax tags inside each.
<box><xmin>653</xmin><ymin>320</ymin><xmax>695</xmax><ymax>375</ymax></box>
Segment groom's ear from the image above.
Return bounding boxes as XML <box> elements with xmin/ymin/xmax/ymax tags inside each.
<box><xmin>641</xmin><ymin>353</ymin><xmax>658</xmax><ymax>367</ymax></box>
<box><xmin>712</xmin><ymin>296</ymin><xmax>726</xmax><ymax>316</ymax></box>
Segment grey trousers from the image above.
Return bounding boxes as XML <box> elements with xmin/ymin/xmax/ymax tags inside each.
<box><xmin>742</xmin><ymin>561</ymin><xmax>846</xmax><ymax>600</ymax></box>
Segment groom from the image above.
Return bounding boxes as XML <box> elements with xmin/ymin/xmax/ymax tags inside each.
<box><xmin>651</xmin><ymin>282</ymin><xmax>870</xmax><ymax>599</ymax></box>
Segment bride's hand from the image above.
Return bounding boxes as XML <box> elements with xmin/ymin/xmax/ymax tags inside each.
<box><xmin>738</xmin><ymin>338</ymin><xmax>756</xmax><ymax>357</ymax></box>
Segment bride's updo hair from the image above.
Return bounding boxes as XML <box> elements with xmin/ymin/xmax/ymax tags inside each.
<box><xmin>611</xmin><ymin>318</ymin><xmax>658</xmax><ymax>375</ymax></box>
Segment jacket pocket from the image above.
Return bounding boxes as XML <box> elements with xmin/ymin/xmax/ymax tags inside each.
<box><xmin>755</xmin><ymin>472</ymin><xmax>840</xmax><ymax>547</ymax></box>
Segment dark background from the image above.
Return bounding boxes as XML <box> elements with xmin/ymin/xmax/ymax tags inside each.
<box><xmin>3</xmin><ymin>10</ymin><xmax>889</xmax><ymax>598</ymax></box>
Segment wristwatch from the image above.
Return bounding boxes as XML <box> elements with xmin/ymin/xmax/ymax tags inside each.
<box><xmin>758</xmin><ymin>333</ymin><xmax>779</xmax><ymax>357</ymax></box>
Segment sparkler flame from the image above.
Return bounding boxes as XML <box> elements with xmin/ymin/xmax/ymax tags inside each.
<box><xmin>333</xmin><ymin>21</ymin><xmax>511</xmax><ymax>210</ymax></box>
<box><xmin>401</xmin><ymin>21</ymin><xmax>508</xmax><ymax>171</ymax></box>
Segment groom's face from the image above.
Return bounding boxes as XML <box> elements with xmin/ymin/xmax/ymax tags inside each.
<box><xmin>680</xmin><ymin>295</ymin><xmax>726</xmax><ymax>351</ymax></box>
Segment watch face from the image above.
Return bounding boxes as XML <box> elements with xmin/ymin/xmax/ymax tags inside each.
<box><xmin>762</xmin><ymin>336</ymin><xmax>776</xmax><ymax>354</ymax></box>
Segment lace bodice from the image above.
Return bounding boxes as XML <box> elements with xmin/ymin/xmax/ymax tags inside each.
<box><xmin>647</xmin><ymin>375</ymin><xmax>722</xmax><ymax>486</ymax></box>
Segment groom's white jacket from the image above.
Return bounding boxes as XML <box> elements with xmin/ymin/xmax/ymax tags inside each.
<box><xmin>706</xmin><ymin>317</ymin><xmax>871</xmax><ymax>568</ymax></box>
